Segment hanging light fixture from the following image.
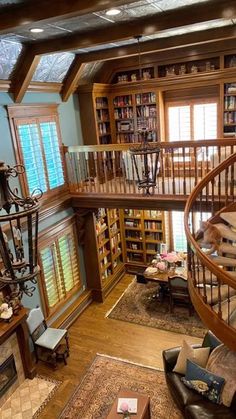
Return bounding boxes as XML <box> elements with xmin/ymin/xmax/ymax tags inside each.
<box><xmin>129</xmin><ymin>36</ymin><xmax>160</xmax><ymax>195</ymax></box>
<box><xmin>0</xmin><ymin>161</ymin><xmax>42</xmax><ymax>301</ymax></box>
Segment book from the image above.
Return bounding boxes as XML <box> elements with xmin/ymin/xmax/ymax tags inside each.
<box><xmin>117</xmin><ymin>398</ymin><xmax>138</xmax><ymax>414</ymax></box>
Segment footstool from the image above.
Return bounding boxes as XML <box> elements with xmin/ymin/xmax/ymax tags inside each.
<box><xmin>106</xmin><ymin>390</ymin><xmax>151</xmax><ymax>419</ymax></box>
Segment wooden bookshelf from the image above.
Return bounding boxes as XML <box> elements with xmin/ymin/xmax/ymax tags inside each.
<box><xmin>95</xmin><ymin>96</ymin><xmax>112</xmax><ymax>144</ymax></box>
<box><xmin>83</xmin><ymin>208</ymin><xmax>125</xmax><ymax>302</ymax></box>
<box><xmin>223</xmin><ymin>83</ymin><xmax>236</xmax><ymax>138</ymax></box>
<box><xmin>120</xmin><ymin>209</ymin><xmax>165</xmax><ymax>268</ymax></box>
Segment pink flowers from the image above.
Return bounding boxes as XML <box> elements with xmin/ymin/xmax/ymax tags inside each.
<box><xmin>162</xmin><ymin>252</ymin><xmax>181</xmax><ymax>264</ymax></box>
<box><xmin>120</xmin><ymin>401</ymin><xmax>129</xmax><ymax>414</ymax></box>
<box><xmin>156</xmin><ymin>261</ymin><xmax>166</xmax><ymax>271</ymax></box>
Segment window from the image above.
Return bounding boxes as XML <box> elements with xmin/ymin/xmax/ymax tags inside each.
<box><xmin>167</xmin><ymin>100</ymin><xmax>218</xmax><ymax>162</ymax></box>
<box><xmin>171</xmin><ymin>211</ymin><xmax>212</xmax><ymax>252</ymax></box>
<box><xmin>8</xmin><ymin>105</ymin><xmax>65</xmax><ymax>198</ymax></box>
<box><xmin>39</xmin><ymin>217</ymin><xmax>81</xmax><ymax>317</ymax></box>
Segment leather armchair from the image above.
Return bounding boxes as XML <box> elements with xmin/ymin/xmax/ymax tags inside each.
<box><xmin>162</xmin><ymin>332</ymin><xmax>236</xmax><ymax>419</ymax></box>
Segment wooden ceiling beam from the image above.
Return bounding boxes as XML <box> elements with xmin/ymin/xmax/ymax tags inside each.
<box><xmin>31</xmin><ymin>0</ymin><xmax>236</xmax><ymax>55</ymax></box>
<box><xmin>0</xmin><ymin>0</ymin><xmax>135</xmax><ymax>34</ymax></box>
<box><xmin>73</xmin><ymin>25</ymin><xmax>236</xmax><ymax>64</ymax></box>
<box><xmin>61</xmin><ymin>58</ymin><xmax>85</xmax><ymax>101</ymax></box>
<box><xmin>11</xmin><ymin>47</ymin><xmax>40</xmax><ymax>103</ymax></box>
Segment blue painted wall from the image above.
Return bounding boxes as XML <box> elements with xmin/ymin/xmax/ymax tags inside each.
<box><xmin>0</xmin><ymin>92</ymin><xmax>86</xmax><ymax>323</ymax></box>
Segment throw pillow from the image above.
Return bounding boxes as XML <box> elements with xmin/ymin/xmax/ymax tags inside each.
<box><xmin>173</xmin><ymin>340</ymin><xmax>210</xmax><ymax>375</ymax></box>
<box><xmin>202</xmin><ymin>331</ymin><xmax>222</xmax><ymax>350</ymax></box>
<box><xmin>206</xmin><ymin>344</ymin><xmax>236</xmax><ymax>407</ymax></box>
<box><xmin>182</xmin><ymin>359</ymin><xmax>225</xmax><ymax>404</ymax></box>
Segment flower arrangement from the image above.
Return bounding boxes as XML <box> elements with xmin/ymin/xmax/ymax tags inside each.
<box><xmin>120</xmin><ymin>401</ymin><xmax>130</xmax><ymax>418</ymax></box>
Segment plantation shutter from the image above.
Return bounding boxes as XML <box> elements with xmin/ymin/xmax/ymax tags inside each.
<box><xmin>40</xmin><ymin>120</ymin><xmax>64</xmax><ymax>189</ymax></box>
<box><xmin>40</xmin><ymin>245</ymin><xmax>61</xmax><ymax>308</ymax></box>
<box><xmin>17</xmin><ymin>121</ymin><xmax>47</xmax><ymax>194</ymax></box>
<box><xmin>58</xmin><ymin>233</ymin><xmax>80</xmax><ymax>292</ymax></box>
<box><xmin>194</xmin><ymin>103</ymin><xmax>217</xmax><ymax>140</ymax></box>
<box><xmin>15</xmin><ymin>116</ymin><xmax>64</xmax><ymax>195</ymax></box>
<box><xmin>40</xmin><ymin>226</ymin><xmax>80</xmax><ymax>311</ymax></box>
<box><xmin>172</xmin><ymin>211</ymin><xmax>187</xmax><ymax>252</ymax></box>
<box><xmin>168</xmin><ymin>106</ymin><xmax>191</xmax><ymax>141</ymax></box>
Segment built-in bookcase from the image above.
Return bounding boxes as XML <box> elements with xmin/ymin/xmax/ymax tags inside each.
<box><xmin>84</xmin><ymin>208</ymin><xmax>125</xmax><ymax>302</ymax></box>
<box><xmin>120</xmin><ymin>209</ymin><xmax>165</xmax><ymax>267</ymax></box>
<box><xmin>223</xmin><ymin>83</ymin><xmax>236</xmax><ymax>138</ymax></box>
<box><xmin>95</xmin><ymin>96</ymin><xmax>112</xmax><ymax>144</ymax></box>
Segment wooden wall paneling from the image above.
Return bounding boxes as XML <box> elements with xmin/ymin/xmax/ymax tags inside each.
<box><xmin>83</xmin><ymin>211</ymin><xmax>102</xmax><ymax>299</ymax></box>
<box><xmin>78</xmin><ymin>92</ymin><xmax>98</xmax><ymax>144</ymax></box>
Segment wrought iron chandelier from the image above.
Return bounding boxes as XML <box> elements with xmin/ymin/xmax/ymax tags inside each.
<box><xmin>129</xmin><ymin>36</ymin><xmax>160</xmax><ymax>195</ymax></box>
<box><xmin>0</xmin><ymin>161</ymin><xmax>42</xmax><ymax>300</ymax></box>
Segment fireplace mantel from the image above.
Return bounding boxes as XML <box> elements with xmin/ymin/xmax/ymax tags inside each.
<box><xmin>0</xmin><ymin>308</ymin><xmax>36</xmax><ymax>379</ymax></box>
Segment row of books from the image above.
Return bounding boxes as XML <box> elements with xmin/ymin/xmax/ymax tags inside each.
<box><xmin>98</xmin><ymin>122</ymin><xmax>110</xmax><ymax>135</ymax></box>
<box><xmin>113</xmin><ymin>95</ymin><xmax>132</xmax><ymax>107</ymax></box>
<box><xmin>116</xmin><ymin>133</ymin><xmax>136</xmax><ymax>143</ymax></box>
<box><xmin>136</xmin><ymin>105</ymin><xmax>156</xmax><ymax>117</ymax></box>
<box><xmin>127</xmin><ymin>242</ymin><xmax>143</xmax><ymax>250</ymax></box>
<box><xmin>225</xmin><ymin>84</ymin><xmax>236</xmax><ymax>94</ymax></box>
<box><xmin>126</xmin><ymin>232</ymin><xmax>142</xmax><ymax>239</ymax></box>
<box><xmin>224</xmin><ymin>96</ymin><xmax>236</xmax><ymax>109</ymax></box>
<box><xmin>96</xmin><ymin>109</ymin><xmax>110</xmax><ymax>121</ymax></box>
<box><xmin>136</xmin><ymin>92</ymin><xmax>156</xmax><ymax>104</ymax></box>
<box><xmin>125</xmin><ymin>219</ymin><xmax>140</xmax><ymax>228</ymax></box>
<box><xmin>124</xmin><ymin>209</ymin><xmax>141</xmax><ymax>217</ymax></box>
<box><xmin>136</xmin><ymin>118</ymin><xmax>157</xmax><ymax>130</ymax></box>
<box><xmin>96</xmin><ymin>97</ymin><xmax>108</xmax><ymax>108</ymax></box>
<box><xmin>144</xmin><ymin>210</ymin><xmax>162</xmax><ymax>218</ymax></box>
<box><xmin>109</xmin><ymin>209</ymin><xmax>119</xmax><ymax>222</ymax></box>
<box><xmin>114</xmin><ymin>108</ymin><xmax>134</xmax><ymax>119</ymax></box>
<box><xmin>144</xmin><ymin>220</ymin><xmax>162</xmax><ymax>229</ymax></box>
<box><xmin>224</xmin><ymin>112</ymin><xmax>236</xmax><ymax>124</ymax></box>
<box><xmin>145</xmin><ymin>232</ymin><xmax>163</xmax><ymax>241</ymax></box>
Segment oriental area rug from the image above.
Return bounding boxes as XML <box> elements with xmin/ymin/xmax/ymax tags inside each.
<box><xmin>107</xmin><ymin>280</ymin><xmax>206</xmax><ymax>338</ymax></box>
<box><xmin>59</xmin><ymin>354</ymin><xmax>182</xmax><ymax>419</ymax></box>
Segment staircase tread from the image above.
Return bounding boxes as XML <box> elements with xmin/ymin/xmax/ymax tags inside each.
<box><xmin>220</xmin><ymin>212</ymin><xmax>236</xmax><ymax>229</ymax></box>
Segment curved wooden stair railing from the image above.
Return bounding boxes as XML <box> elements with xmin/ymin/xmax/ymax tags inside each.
<box><xmin>184</xmin><ymin>153</ymin><xmax>236</xmax><ymax>350</ymax></box>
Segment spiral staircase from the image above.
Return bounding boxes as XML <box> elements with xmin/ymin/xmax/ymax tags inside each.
<box><xmin>184</xmin><ymin>153</ymin><xmax>236</xmax><ymax>350</ymax></box>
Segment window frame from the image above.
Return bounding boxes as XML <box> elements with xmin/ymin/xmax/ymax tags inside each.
<box><xmin>38</xmin><ymin>215</ymin><xmax>82</xmax><ymax>319</ymax></box>
<box><xmin>165</xmin><ymin>97</ymin><xmax>220</xmax><ymax>142</ymax></box>
<box><xmin>8</xmin><ymin>104</ymin><xmax>67</xmax><ymax>202</ymax></box>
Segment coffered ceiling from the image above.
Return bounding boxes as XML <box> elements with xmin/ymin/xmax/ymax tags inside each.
<box><xmin>0</xmin><ymin>0</ymin><xmax>235</xmax><ymax>102</ymax></box>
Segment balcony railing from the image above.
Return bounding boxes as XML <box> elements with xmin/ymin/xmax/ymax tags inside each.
<box><xmin>64</xmin><ymin>139</ymin><xmax>236</xmax><ymax>198</ymax></box>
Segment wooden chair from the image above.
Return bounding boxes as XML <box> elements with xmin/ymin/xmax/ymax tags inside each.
<box><xmin>168</xmin><ymin>276</ymin><xmax>193</xmax><ymax>316</ymax></box>
<box><xmin>26</xmin><ymin>307</ymin><xmax>69</xmax><ymax>368</ymax></box>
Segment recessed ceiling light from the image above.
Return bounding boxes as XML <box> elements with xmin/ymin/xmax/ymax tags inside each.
<box><xmin>105</xmin><ymin>8</ymin><xmax>121</xmax><ymax>16</ymax></box>
<box><xmin>30</xmin><ymin>28</ymin><xmax>44</xmax><ymax>33</ymax></box>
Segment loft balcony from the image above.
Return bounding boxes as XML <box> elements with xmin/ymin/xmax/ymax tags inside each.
<box><xmin>64</xmin><ymin>139</ymin><xmax>236</xmax><ymax>209</ymax></box>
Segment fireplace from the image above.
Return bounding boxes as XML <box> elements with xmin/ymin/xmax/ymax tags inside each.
<box><xmin>0</xmin><ymin>354</ymin><xmax>17</xmax><ymax>398</ymax></box>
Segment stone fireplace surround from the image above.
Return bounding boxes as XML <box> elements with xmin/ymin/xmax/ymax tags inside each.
<box><xmin>0</xmin><ymin>308</ymin><xmax>36</xmax><ymax>408</ymax></box>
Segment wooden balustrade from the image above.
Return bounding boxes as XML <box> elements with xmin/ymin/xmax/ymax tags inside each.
<box><xmin>64</xmin><ymin>139</ymin><xmax>236</xmax><ymax>199</ymax></box>
<box><xmin>184</xmin><ymin>153</ymin><xmax>236</xmax><ymax>350</ymax></box>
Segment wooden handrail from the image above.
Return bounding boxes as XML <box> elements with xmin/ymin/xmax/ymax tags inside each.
<box><xmin>184</xmin><ymin>152</ymin><xmax>236</xmax><ymax>289</ymax></box>
<box><xmin>66</xmin><ymin>138</ymin><xmax>236</xmax><ymax>153</ymax></box>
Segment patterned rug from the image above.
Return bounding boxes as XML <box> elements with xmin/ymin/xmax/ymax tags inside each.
<box><xmin>107</xmin><ymin>279</ymin><xmax>206</xmax><ymax>338</ymax></box>
<box><xmin>0</xmin><ymin>375</ymin><xmax>61</xmax><ymax>418</ymax></box>
<box><xmin>59</xmin><ymin>355</ymin><xmax>182</xmax><ymax>419</ymax></box>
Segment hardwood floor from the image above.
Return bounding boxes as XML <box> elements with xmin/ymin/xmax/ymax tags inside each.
<box><xmin>38</xmin><ymin>274</ymin><xmax>202</xmax><ymax>418</ymax></box>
